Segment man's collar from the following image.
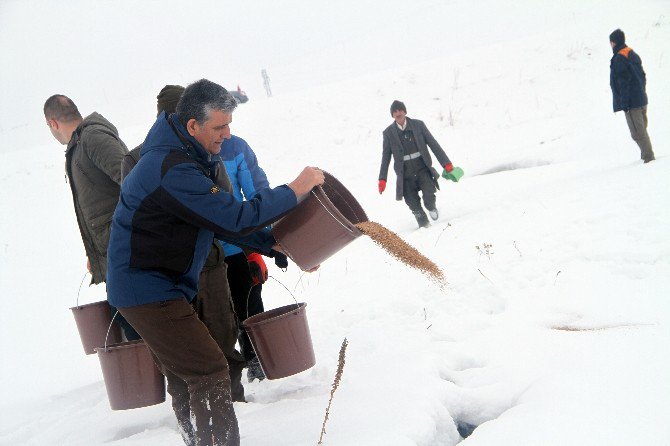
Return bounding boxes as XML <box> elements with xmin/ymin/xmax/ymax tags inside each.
<box><xmin>168</xmin><ymin>114</ymin><xmax>214</xmax><ymax>166</ymax></box>
<box><xmin>612</xmin><ymin>43</ymin><xmax>627</xmax><ymax>54</ymax></box>
<box><xmin>396</xmin><ymin>119</ymin><xmax>407</xmax><ymax>131</ymax></box>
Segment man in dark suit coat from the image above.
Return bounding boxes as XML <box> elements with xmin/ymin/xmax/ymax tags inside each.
<box><xmin>378</xmin><ymin>100</ymin><xmax>455</xmax><ymax>227</ymax></box>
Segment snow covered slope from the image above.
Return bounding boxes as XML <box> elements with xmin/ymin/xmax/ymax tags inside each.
<box><xmin>1</xmin><ymin>0</ymin><xmax>668</xmax><ymax>444</ymax></box>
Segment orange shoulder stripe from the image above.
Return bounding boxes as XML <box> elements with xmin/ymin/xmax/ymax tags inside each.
<box><xmin>618</xmin><ymin>47</ymin><xmax>632</xmax><ymax>58</ymax></box>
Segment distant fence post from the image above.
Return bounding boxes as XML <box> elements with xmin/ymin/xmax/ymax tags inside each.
<box><xmin>261</xmin><ymin>69</ymin><xmax>272</xmax><ymax>97</ymax></box>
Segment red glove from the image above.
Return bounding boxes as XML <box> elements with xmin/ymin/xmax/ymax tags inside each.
<box><xmin>378</xmin><ymin>180</ymin><xmax>386</xmax><ymax>194</ymax></box>
<box><xmin>247</xmin><ymin>253</ymin><xmax>268</xmax><ymax>286</ymax></box>
<box><xmin>444</xmin><ymin>163</ymin><xmax>454</xmax><ymax>173</ymax></box>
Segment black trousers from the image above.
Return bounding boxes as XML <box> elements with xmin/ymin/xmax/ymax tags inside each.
<box><xmin>224</xmin><ymin>253</ymin><xmax>265</xmax><ymax>361</ymax></box>
<box><xmin>403</xmin><ymin>168</ymin><xmax>437</xmax><ymax>215</ymax></box>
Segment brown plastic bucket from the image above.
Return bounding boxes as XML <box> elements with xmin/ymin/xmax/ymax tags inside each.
<box><xmin>70</xmin><ymin>300</ymin><xmax>122</xmax><ymax>355</ymax></box>
<box><xmin>95</xmin><ymin>340</ymin><xmax>166</xmax><ymax>410</ymax></box>
<box><xmin>242</xmin><ymin>303</ymin><xmax>315</xmax><ymax>380</ymax></box>
<box><xmin>271</xmin><ymin>171</ymin><xmax>368</xmax><ymax>271</ymax></box>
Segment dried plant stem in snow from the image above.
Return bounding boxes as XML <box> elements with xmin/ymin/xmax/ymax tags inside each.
<box><xmin>318</xmin><ymin>338</ymin><xmax>348</xmax><ymax>445</ymax></box>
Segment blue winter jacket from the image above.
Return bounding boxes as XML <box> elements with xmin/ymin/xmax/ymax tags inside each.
<box><xmin>217</xmin><ymin>135</ymin><xmax>270</xmax><ymax>257</ymax></box>
<box><xmin>610</xmin><ymin>45</ymin><xmax>648</xmax><ymax>112</ymax></box>
<box><xmin>107</xmin><ymin>113</ymin><xmax>297</xmax><ymax>308</ymax></box>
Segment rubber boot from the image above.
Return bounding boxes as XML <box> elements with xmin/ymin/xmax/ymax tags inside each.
<box><xmin>414</xmin><ymin>212</ymin><xmax>430</xmax><ymax>228</ymax></box>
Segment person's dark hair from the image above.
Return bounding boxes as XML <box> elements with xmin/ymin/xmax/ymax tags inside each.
<box><xmin>43</xmin><ymin>95</ymin><xmax>83</xmax><ymax>122</ymax></box>
<box><xmin>609</xmin><ymin>29</ymin><xmax>625</xmax><ymax>47</ymax></box>
<box><xmin>176</xmin><ymin>79</ymin><xmax>237</xmax><ymax>127</ymax></box>
<box><xmin>390</xmin><ymin>100</ymin><xmax>406</xmax><ymax>116</ymax></box>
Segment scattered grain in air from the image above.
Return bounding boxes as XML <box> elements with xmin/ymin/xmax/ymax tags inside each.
<box><xmin>356</xmin><ymin>221</ymin><xmax>445</xmax><ymax>284</ymax></box>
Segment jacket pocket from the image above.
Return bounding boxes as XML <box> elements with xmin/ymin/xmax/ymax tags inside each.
<box><xmin>89</xmin><ymin>212</ymin><xmax>113</xmax><ymax>255</ymax></box>
<box><xmin>430</xmin><ymin>167</ymin><xmax>441</xmax><ymax>190</ymax></box>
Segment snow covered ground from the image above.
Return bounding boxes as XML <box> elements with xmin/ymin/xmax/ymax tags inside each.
<box><xmin>1</xmin><ymin>0</ymin><xmax>669</xmax><ymax>444</ymax></box>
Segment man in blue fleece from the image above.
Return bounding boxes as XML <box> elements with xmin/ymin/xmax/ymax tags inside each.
<box><xmin>107</xmin><ymin>79</ymin><xmax>324</xmax><ymax>446</ymax></box>
<box><xmin>217</xmin><ymin>133</ymin><xmax>272</xmax><ymax>382</ymax></box>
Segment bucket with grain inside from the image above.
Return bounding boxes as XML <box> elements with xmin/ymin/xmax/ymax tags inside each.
<box><xmin>272</xmin><ymin>171</ymin><xmax>368</xmax><ymax>271</ymax></box>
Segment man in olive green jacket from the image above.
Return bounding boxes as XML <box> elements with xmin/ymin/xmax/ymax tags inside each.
<box><xmin>45</xmin><ymin>95</ymin><xmax>128</xmax><ymax>284</ymax></box>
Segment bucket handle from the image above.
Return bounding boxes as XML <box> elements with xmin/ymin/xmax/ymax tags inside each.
<box><xmin>75</xmin><ymin>271</ymin><xmax>89</xmax><ymax>308</ymax></box>
<box><xmin>311</xmin><ymin>189</ymin><xmax>355</xmax><ymax>234</ymax></box>
<box><xmin>268</xmin><ymin>275</ymin><xmax>299</xmax><ymax>308</ymax></box>
<box><xmin>102</xmin><ymin>310</ymin><xmax>121</xmax><ymax>352</ymax></box>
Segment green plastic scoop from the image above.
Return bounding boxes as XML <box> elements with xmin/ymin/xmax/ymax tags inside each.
<box><xmin>442</xmin><ymin>166</ymin><xmax>464</xmax><ymax>182</ymax></box>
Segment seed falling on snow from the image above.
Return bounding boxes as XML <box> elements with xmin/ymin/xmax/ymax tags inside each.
<box><xmin>356</xmin><ymin>221</ymin><xmax>445</xmax><ymax>284</ymax></box>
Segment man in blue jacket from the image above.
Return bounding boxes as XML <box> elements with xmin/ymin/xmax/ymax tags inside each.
<box><xmin>122</xmin><ymin>84</ymin><xmax>248</xmax><ymax>403</ymax></box>
<box><xmin>107</xmin><ymin>79</ymin><xmax>324</xmax><ymax>446</ymax></box>
<box><xmin>609</xmin><ymin>29</ymin><xmax>655</xmax><ymax>163</ymax></box>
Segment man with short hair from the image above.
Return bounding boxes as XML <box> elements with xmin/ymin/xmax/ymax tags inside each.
<box><xmin>609</xmin><ymin>28</ymin><xmax>655</xmax><ymax>163</ymax></box>
<box><xmin>378</xmin><ymin>100</ymin><xmax>455</xmax><ymax>227</ymax></box>
<box><xmin>44</xmin><ymin>95</ymin><xmax>138</xmax><ymax>339</ymax></box>
<box><xmin>44</xmin><ymin>95</ymin><xmax>128</xmax><ymax>283</ymax></box>
<box><xmin>107</xmin><ymin>78</ymin><xmax>324</xmax><ymax>446</ymax></box>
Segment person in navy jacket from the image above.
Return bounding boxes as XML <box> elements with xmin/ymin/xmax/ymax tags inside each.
<box><xmin>107</xmin><ymin>79</ymin><xmax>324</xmax><ymax>446</ymax></box>
<box><xmin>217</xmin><ymin>134</ymin><xmax>273</xmax><ymax>382</ymax></box>
<box><xmin>609</xmin><ymin>29</ymin><xmax>655</xmax><ymax>163</ymax></box>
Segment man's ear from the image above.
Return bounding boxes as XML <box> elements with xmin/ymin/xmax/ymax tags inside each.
<box><xmin>186</xmin><ymin>118</ymin><xmax>199</xmax><ymax>137</ymax></box>
<box><xmin>47</xmin><ymin>119</ymin><xmax>58</xmax><ymax>130</ymax></box>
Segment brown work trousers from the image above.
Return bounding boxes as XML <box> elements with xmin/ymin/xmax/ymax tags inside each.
<box><xmin>196</xmin><ymin>260</ymin><xmax>246</xmax><ymax>402</ymax></box>
<box><xmin>119</xmin><ymin>297</ymin><xmax>240</xmax><ymax>446</ymax></box>
<box><xmin>624</xmin><ymin>106</ymin><xmax>655</xmax><ymax>162</ymax></box>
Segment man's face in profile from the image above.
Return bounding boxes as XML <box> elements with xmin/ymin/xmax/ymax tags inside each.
<box><xmin>188</xmin><ymin>110</ymin><xmax>232</xmax><ymax>155</ymax></box>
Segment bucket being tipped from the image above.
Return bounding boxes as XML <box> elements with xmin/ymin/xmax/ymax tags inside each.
<box><xmin>271</xmin><ymin>171</ymin><xmax>368</xmax><ymax>271</ymax></box>
<box><xmin>70</xmin><ymin>300</ymin><xmax>122</xmax><ymax>355</ymax></box>
<box><xmin>242</xmin><ymin>303</ymin><xmax>315</xmax><ymax>380</ymax></box>
<box><xmin>95</xmin><ymin>340</ymin><xmax>166</xmax><ymax>410</ymax></box>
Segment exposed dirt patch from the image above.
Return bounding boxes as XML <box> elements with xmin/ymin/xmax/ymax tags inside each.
<box><xmin>551</xmin><ymin>323</ymin><xmax>653</xmax><ymax>332</ymax></box>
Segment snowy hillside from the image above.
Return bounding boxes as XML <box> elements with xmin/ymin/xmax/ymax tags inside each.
<box><xmin>1</xmin><ymin>0</ymin><xmax>669</xmax><ymax>445</ymax></box>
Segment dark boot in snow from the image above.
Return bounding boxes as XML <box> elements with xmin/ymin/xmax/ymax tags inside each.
<box><xmin>247</xmin><ymin>357</ymin><xmax>266</xmax><ymax>382</ymax></box>
<box><xmin>414</xmin><ymin>212</ymin><xmax>430</xmax><ymax>228</ymax></box>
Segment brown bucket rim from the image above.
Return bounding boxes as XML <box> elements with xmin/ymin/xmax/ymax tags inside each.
<box><xmin>321</xmin><ymin>171</ymin><xmax>368</xmax><ymax>224</ymax></box>
<box><xmin>69</xmin><ymin>300</ymin><xmax>110</xmax><ymax>311</ymax></box>
<box><xmin>316</xmin><ymin>171</ymin><xmax>366</xmax><ymax>234</ymax></box>
<box><xmin>310</xmin><ymin>185</ymin><xmax>362</xmax><ymax>237</ymax></box>
<box><xmin>242</xmin><ymin>303</ymin><xmax>307</xmax><ymax>329</ymax></box>
<box><xmin>95</xmin><ymin>339</ymin><xmax>146</xmax><ymax>353</ymax></box>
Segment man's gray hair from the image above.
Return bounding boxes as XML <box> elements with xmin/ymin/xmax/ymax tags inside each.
<box><xmin>176</xmin><ymin>79</ymin><xmax>237</xmax><ymax>127</ymax></box>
